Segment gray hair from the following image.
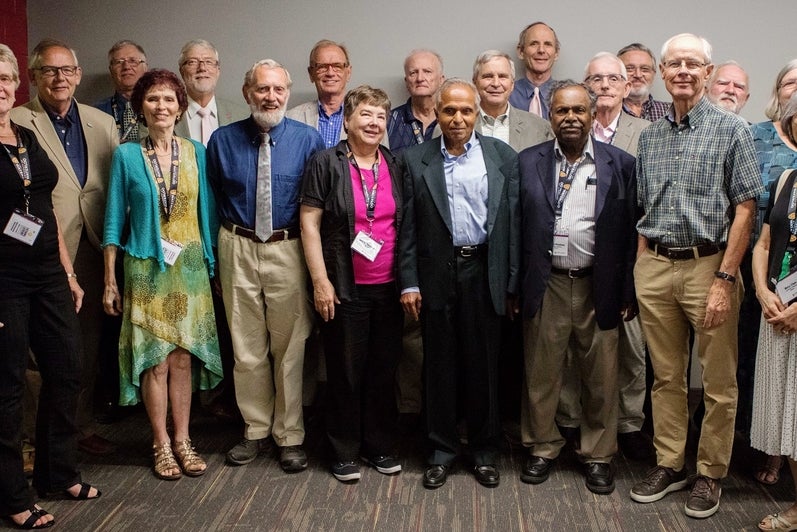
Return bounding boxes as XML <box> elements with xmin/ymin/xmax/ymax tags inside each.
<box><xmin>516</xmin><ymin>22</ymin><xmax>560</xmax><ymax>52</ymax></box>
<box><xmin>178</xmin><ymin>39</ymin><xmax>219</xmax><ymax>67</ymax></box>
<box><xmin>583</xmin><ymin>52</ymin><xmax>628</xmax><ymax>81</ymax></box>
<box><xmin>0</xmin><ymin>43</ymin><xmax>20</xmax><ymax>88</ymax></box>
<box><xmin>107</xmin><ymin>40</ymin><xmax>146</xmax><ymax>63</ymax></box>
<box><xmin>616</xmin><ymin>42</ymin><xmax>657</xmax><ymax>64</ymax></box>
<box><xmin>29</xmin><ymin>38</ymin><xmax>78</xmax><ymax>70</ymax></box>
<box><xmin>548</xmin><ymin>79</ymin><xmax>598</xmax><ymax>114</ymax></box>
<box><xmin>707</xmin><ymin>60</ymin><xmax>749</xmax><ymax>90</ymax></box>
<box><xmin>243</xmin><ymin>59</ymin><xmax>292</xmax><ymax>89</ymax></box>
<box><xmin>473</xmin><ymin>50</ymin><xmax>515</xmax><ymax>81</ymax></box>
<box><xmin>308</xmin><ymin>39</ymin><xmax>350</xmax><ymax>67</ymax></box>
<box><xmin>433</xmin><ymin>77</ymin><xmax>480</xmax><ymax>109</ymax></box>
<box><xmin>660</xmin><ymin>33</ymin><xmax>712</xmax><ymax>65</ymax></box>
<box><xmin>404</xmin><ymin>49</ymin><xmax>444</xmax><ymax>74</ymax></box>
<box><xmin>780</xmin><ymin>93</ymin><xmax>797</xmax><ymax>146</ymax></box>
<box><xmin>765</xmin><ymin>59</ymin><xmax>797</xmax><ymax>121</ymax></box>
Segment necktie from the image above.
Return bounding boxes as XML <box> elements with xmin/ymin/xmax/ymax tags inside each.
<box><xmin>255</xmin><ymin>132</ymin><xmax>273</xmax><ymax>241</ymax></box>
<box><xmin>529</xmin><ymin>86</ymin><xmax>542</xmax><ymax>117</ymax></box>
<box><xmin>196</xmin><ymin>107</ymin><xmax>213</xmax><ymax>146</ymax></box>
<box><xmin>123</xmin><ymin>101</ymin><xmax>139</xmax><ymax>142</ymax></box>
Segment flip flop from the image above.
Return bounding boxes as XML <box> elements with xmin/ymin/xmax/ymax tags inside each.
<box><xmin>756</xmin><ymin>455</ymin><xmax>784</xmax><ymax>485</ymax></box>
<box><xmin>759</xmin><ymin>513</ymin><xmax>797</xmax><ymax>531</ymax></box>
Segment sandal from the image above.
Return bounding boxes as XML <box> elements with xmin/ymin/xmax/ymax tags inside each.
<box><xmin>153</xmin><ymin>442</ymin><xmax>182</xmax><ymax>480</ymax></box>
<box><xmin>172</xmin><ymin>439</ymin><xmax>206</xmax><ymax>477</ymax></box>
<box><xmin>756</xmin><ymin>455</ymin><xmax>785</xmax><ymax>485</ymax></box>
<box><xmin>36</xmin><ymin>481</ymin><xmax>101</xmax><ymax>500</ymax></box>
<box><xmin>759</xmin><ymin>513</ymin><xmax>797</xmax><ymax>531</ymax></box>
<box><xmin>6</xmin><ymin>506</ymin><xmax>54</xmax><ymax>529</ymax></box>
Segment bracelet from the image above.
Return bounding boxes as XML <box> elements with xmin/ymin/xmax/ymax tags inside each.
<box><xmin>66</xmin><ymin>272</ymin><xmax>78</xmax><ymax>280</ymax></box>
<box><xmin>714</xmin><ymin>270</ymin><xmax>736</xmax><ymax>284</ymax></box>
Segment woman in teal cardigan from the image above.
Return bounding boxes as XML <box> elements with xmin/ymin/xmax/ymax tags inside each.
<box><xmin>102</xmin><ymin>69</ymin><xmax>222</xmax><ymax>481</ymax></box>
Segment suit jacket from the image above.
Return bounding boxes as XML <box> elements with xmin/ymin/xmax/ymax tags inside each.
<box><xmin>398</xmin><ymin>133</ymin><xmax>519</xmax><ymax>315</ymax></box>
<box><xmin>518</xmin><ymin>139</ymin><xmax>637</xmax><ymax>330</ymax></box>
<box><xmin>10</xmin><ymin>97</ymin><xmax>118</xmax><ymax>262</ymax></box>
<box><xmin>476</xmin><ymin>107</ymin><xmax>554</xmax><ymax>152</ymax></box>
<box><xmin>174</xmin><ymin>96</ymin><xmax>248</xmax><ymax>139</ymax></box>
<box><xmin>609</xmin><ymin>112</ymin><xmax>650</xmax><ymax>157</ymax></box>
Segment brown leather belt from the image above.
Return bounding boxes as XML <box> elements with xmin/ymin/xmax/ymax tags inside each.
<box><xmin>647</xmin><ymin>240</ymin><xmax>726</xmax><ymax>261</ymax></box>
<box><xmin>551</xmin><ymin>266</ymin><xmax>593</xmax><ymax>279</ymax></box>
<box><xmin>222</xmin><ymin>219</ymin><xmax>299</xmax><ymax>243</ymax></box>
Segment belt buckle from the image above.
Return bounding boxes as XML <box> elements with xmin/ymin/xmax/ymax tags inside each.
<box><xmin>460</xmin><ymin>245</ymin><xmax>477</xmax><ymax>258</ymax></box>
<box><xmin>568</xmin><ymin>268</ymin><xmax>578</xmax><ymax>279</ymax></box>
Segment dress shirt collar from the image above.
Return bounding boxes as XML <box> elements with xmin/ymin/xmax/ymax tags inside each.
<box><xmin>440</xmin><ymin>131</ymin><xmax>479</xmax><ymax>161</ymax></box>
<box><xmin>186</xmin><ymin>95</ymin><xmax>217</xmax><ymax>120</ymax></box>
<box><xmin>243</xmin><ymin>115</ymin><xmax>287</xmax><ymax>146</ymax></box>
<box><xmin>554</xmin><ymin>135</ymin><xmax>595</xmax><ymax>163</ymax></box>
<box><xmin>42</xmin><ymin>97</ymin><xmax>78</xmax><ymax>123</ymax></box>
<box><xmin>479</xmin><ymin>104</ymin><xmax>510</xmax><ymax>126</ymax></box>
<box><xmin>592</xmin><ymin>110</ymin><xmax>621</xmax><ymax>143</ymax></box>
<box><xmin>665</xmin><ymin>95</ymin><xmax>711</xmax><ymax>129</ymax></box>
<box><xmin>318</xmin><ymin>100</ymin><xmax>343</xmax><ymax>119</ymax></box>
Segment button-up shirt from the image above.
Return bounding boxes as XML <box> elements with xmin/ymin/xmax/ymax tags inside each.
<box><xmin>44</xmin><ymin>99</ymin><xmax>87</xmax><ymax>186</ymax></box>
<box><xmin>509</xmin><ymin>77</ymin><xmax>556</xmax><ymax>119</ymax></box>
<box><xmin>184</xmin><ymin>96</ymin><xmax>219</xmax><ymax>143</ymax></box>
<box><xmin>592</xmin><ymin>112</ymin><xmax>621</xmax><ymax>145</ymax></box>
<box><xmin>388</xmin><ymin>98</ymin><xmax>437</xmax><ymax>154</ymax></box>
<box><xmin>623</xmin><ymin>94</ymin><xmax>670</xmax><ymax>123</ymax></box>
<box><xmin>441</xmin><ymin>133</ymin><xmax>488</xmax><ymax>246</ymax></box>
<box><xmin>478</xmin><ymin>106</ymin><xmax>511</xmax><ymax>145</ymax></box>
<box><xmin>318</xmin><ymin>101</ymin><xmax>344</xmax><ymax>148</ymax></box>
<box><xmin>207</xmin><ymin>116</ymin><xmax>325</xmax><ymax>230</ymax></box>
<box><xmin>636</xmin><ymin>96</ymin><xmax>762</xmax><ymax>247</ymax></box>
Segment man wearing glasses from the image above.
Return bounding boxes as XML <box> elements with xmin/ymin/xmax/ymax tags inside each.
<box><xmin>94</xmin><ymin>40</ymin><xmax>148</xmax><ymax>143</ymax></box>
<box><xmin>11</xmin><ymin>38</ymin><xmax>119</xmax><ymax>457</ymax></box>
<box><xmin>287</xmin><ymin>40</ymin><xmax>353</xmax><ymax>148</ymax></box>
<box><xmin>617</xmin><ymin>43</ymin><xmax>670</xmax><ymax>123</ymax></box>
<box><xmin>630</xmin><ymin>33</ymin><xmax>762</xmax><ymax>518</ymax></box>
<box><xmin>174</xmin><ymin>39</ymin><xmax>247</xmax><ymax>146</ymax></box>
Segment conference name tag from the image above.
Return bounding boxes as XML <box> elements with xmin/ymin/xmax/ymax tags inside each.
<box><xmin>161</xmin><ymin>237</ymin><xmax>184</xmax><ymax>266</ymax></box>
<box><xmin>776</xmin><ymin>268</ymin><xmax>797</xmax><ymax>305</ymax></box>
<box><xmin>3</xmin><ymin>209</ymin><xmax>43</xmax><ymax>245</ymax></box>
<box><xmin>351</xmin><ymin>231</ymin><xmax>382</xmax><ymax>262</ymax></box>
<box><xmin>553</xmin><ymin>233</ymin><xmax>569</xmax><ymax>257</ymax></box>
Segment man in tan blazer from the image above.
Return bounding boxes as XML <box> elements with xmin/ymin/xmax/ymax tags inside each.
<box><xmin>11</xmin><ymin>39</ymin><xmax>119</xmax><ymax>455</ymax></box>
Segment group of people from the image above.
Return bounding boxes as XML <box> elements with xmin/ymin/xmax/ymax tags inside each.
<box><xmin>1</xmin><ymin>22</ymin><xmax>796</xmax><ymax>532</ymax></box>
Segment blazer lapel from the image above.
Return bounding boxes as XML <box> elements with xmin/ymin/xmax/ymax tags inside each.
<box><xmin>420</xmin><ymin>142</ymin><xmax>453</xmax><ymax>235</ymax></box>
<box><xmin>536</xmin><ymin>149</ymin><xmax>556</xmax><ymax>209</ymax></box>
<box><xmin>594</xmin><ymin>146</ymin><xmax>612</xmax><ymax>217</ymax></box>
<box><xmin>480</xmin><ymin>136</ymin><xmax>504</xmax><ymax>235</ymax></box>
<box><xmin>29</xmin><ymin>98</ymin><xmax>80</xmax><ymax>188</ymax></box>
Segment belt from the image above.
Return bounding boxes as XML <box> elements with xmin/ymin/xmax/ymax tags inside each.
<box><xmin>455</xmin><ymin>244</ymin><xmax>487</xmax><ymax>258</ymax></box>
<box><xmin>551</xmin><ymin>266</ymin><xmax>593</xmax><ymax>279</ymax></box>
<box><xmin>222</xmin><ymin>219</ymin><xmax>299</xmax><ymax>243</ymax></box>
<box><xmin>647</xmin><ymin>240</ymin><xmax>726</xmax><ymax>261</ymax></box>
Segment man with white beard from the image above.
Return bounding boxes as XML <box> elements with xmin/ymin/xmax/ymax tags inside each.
<box><xmin>207</xmin><ymin>59</ymin><xmax>324</xmax><ymax>472</ymax></box>
<box><xmin>707</xmin><ymin>61</ymin><xmax>750</xmax><ymax>115</ymax></box>
<box><xmin>617</xmin><ymin>43</ymin><xmax>670</xmax><ymax>122</ymax></box>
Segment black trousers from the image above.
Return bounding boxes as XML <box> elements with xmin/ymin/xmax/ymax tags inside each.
<box><xmin>422</xmin><ymin>253</ymin><xmax>501</xmax><ymax>466</ymax></box>
<box><xmin>0</xmin><ymin>279</ymin><xmax>82</xmax><ymax>514</ymax></box>
<box><xmin>321</xmin><ymin>282</ymin><xmax>403</xmax><ymax>461</ymax></box>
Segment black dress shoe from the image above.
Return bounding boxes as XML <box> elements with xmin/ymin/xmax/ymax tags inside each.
<box><xmin>584</xmin><ymin>462</ymin><xmax>615</xmax><ymax>494</ymax></box>
<box><xmin>473</xmin><ymin>465</ymin><xmax>500</xmax><ymax>487</ymax></box>
<box><xmin>423</xmin><ymin>465</ymin><xmax>449</xmax><ymax>489</ymax></box>
<box><xmin>521</xmin><ymin>456</ymin><xmax>555</xmax><ymax>484</ymax></box>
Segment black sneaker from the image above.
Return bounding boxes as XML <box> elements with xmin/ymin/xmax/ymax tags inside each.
<box><xmin>362</xmin><ymin>455</ymin><xmax>401</xmax><ymax>475</ymax></box>
<box><xmin>630</xmin><ymin>466</ymin><xmax>688</xmax><ymax>503</ymax></box>
<box><xmin>332</xmin><ymin>461</ymin><xmax>361</xmax><ymax>482</ymax></box>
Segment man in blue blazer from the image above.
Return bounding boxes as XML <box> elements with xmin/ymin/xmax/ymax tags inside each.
<box><xmin>399</xmin><ymin>78</ymin><xmax>519</xmax><ymax>489</ymax></box>
<box><xmin>517</xmin><ymin>81</ymin><xmax>637</xmax><ymax>494</ymax></box>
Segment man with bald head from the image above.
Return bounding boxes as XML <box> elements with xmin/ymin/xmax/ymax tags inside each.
<box><xmin>509</xmin><ymin>22</ymin><xmax>560</xmax><ymax>119</ymax></box>
<box><xmin>631</xmin><ymin>33</ymin><xmax>761</xmax><ymax>518</ymax></box>
<box><xmin>706</xmin><ymin>61</ymin><xmax>750</xmax><ymax>115</ymax></box>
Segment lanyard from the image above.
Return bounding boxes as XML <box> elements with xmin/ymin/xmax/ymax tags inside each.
<box><xmin>411</xmin><ymin>120</ymin><xmax>425</xmax><ymax>145</ymax></box>
<box><xmin>555</xmin><ymin>156</ymin><xmax>583</xmax><ymax>217</ymax></box>
<box><xmin>111</xmin><ymin>98</ymin><xmax>138</xmax><ymax>142</ymax></box>
<box><xmin>145</xmin><ymin>136</ymin><xmax>180</xmax><ymax>220</ymax></box>
<box><xmin>2</xmin><ymin>125</ymin><xmax>33</xmax><ymax>212</ymax></box>
<box><xmin>347</xmin><ymin>145</ymin><xmax>380</xmax><ymax>221</ymax></box>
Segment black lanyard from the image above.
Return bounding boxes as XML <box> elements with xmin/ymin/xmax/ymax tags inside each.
<box><xmin>411</xmin><ymin>121</ymin><xmax>425</xmax><ymax>145</ymax></box>
<box><xmin>145</xmin><ymin>137</ymin><xmax>180</xmax><ymax>220</ymax></box>
<box><xmin>347</xmin><ymin>145</ymin><xmax>380</xmax><ymax>221</ymax></box>
<box><xmin>111</xmin><ymin>97</ymin><xmax>138</xmax><ymax>142</ymax></box>
<box><xmin>555</xmin><ymin>156</ymin><xmax>583</xmax><ymax>217</ymax></box>
<box><xmin>2</xmin><ymin>125</ymin><xmax>33</xmax><ymax>211</ymax></box>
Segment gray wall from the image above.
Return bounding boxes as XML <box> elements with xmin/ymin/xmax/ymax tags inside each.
<box><xmin>26</xmin><ymin>0</ymin><xmax>797</xmax><ymax>123</ymax></box>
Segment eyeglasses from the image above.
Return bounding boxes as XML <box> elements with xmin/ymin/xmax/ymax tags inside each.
<box><xmin>312</xmin><ymin>62</ymin><xmax>348</xmax><ymax>74</ymax></box>
<box><xmin>0</xmin><ymin>74</ymin><xmax>16</xmax><ymax>85</ymax></box>
<box><xmin>662</xmin><ymin>59</ymin><xmax>707</xmax><ymax>72</ymax></box>
<box><xmin>110</xmin><ymin>58</ymin><xmax>146</xmax><ymax>68</ymax></box>
<box><xmin>36</xmin><ymin>65</ymin><xmax>79</xmax><ymax>78</ymax></box>
<box><xmin>625</xmin><ymin>65</ymin><xmax>655</xmax><ymax>75</ymax></box>
<box><xmin>181</xmin><ymin>59</ymin><xmax>219</xmax><ymax>70</ymax></box>
<box><xmin>585</xmin><ymin>74</ymin><xmax>626</xmax><ymax>85</ymax></box>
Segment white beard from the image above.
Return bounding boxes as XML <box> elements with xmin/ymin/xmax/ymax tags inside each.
<box><xmin>251</xmin><ymin>106</ymin><xmax>285</xmax><ymax>129</ymax></box>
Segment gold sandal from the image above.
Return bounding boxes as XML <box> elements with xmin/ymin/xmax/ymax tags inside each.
<box><xmin>172</xmin><ymin>439</ymin><xmax>206</xmax><ymax>477</ymax></box>
<box><xmin>153</xmin><ymin>442</ymin><xmax>182</xmax><ymax>480</ymax></box>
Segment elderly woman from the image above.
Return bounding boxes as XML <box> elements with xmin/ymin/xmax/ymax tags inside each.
<box><xmin>0</xmin><ymin>44</ymin><xmax>99</xmax><ymax>530</ymax></box>
<box><xmin>745</xmin><ymin>62</ymin><xmax>797</xmax><ymax>486</ymax></box>
<box><xmin>300</xmin><ymin>86</ymin><xmax>404</xmax><ymax>482</ymax></box>
<box><xmin>103</xmin><ymin>69</ymin><xmax>222</xmax><ymax>481</ymax></box>
<box><xmin>752</xmin><ymin>98</ymin><xmax>797</xmax><ymax>531</ymax></box>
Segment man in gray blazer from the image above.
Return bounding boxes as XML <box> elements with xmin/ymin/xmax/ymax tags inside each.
<box><xmin>11</xmin><ymin>39</ymin><xmax>119</xmax><ymax>456</ymax></box>
<box><xmin>174</xmin><ymin>39</ymin><xmax>247</xmax><ymax>144</ymax></box>
<box><xmin>472</xmin><ymin>50</ymin><xmax>553</xmax><ymax>152</ymax></box>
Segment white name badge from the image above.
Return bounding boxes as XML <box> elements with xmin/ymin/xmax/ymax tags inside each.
<box><xmin>351</xmin><ymin>231</ymin><xmax>383</xmax><ymax>262</ymax></box>
<box><xmin>776</xmin><ymin>268</ymin><xmax>797</xmax><ymax>305</ymax></box>
<box><xmin>553</xmin><ymin>233</ymin><xmax>569</xmax><ymax>257</ymax></box>
<box><xmin>161</xmin><ymin>237</ymin><xmax>184</xmax><ymax>266</ymax></box>
<box><xmin>3</xmin><ymin>209</ymin><xmax>43</xmax><ymax>246</ymax></box>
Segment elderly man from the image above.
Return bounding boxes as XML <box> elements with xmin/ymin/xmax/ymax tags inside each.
<box><xmin>509</xmin><ymin>22</ymin><xmax>559</xmax><ymax>119</ymax></box>
<box><xmin>11</xmin><ymin>39</ymin><xmax>119</xmax><ymax>456</ymax></box>
<box><xmin>630</xmin><ymin>33</ymin><xmax>762</xmax><ymax>518</ymax></box>
<box><xmin>287</xmin><ymin>39</ymin><xmax>352</xmax><ymax>148</ymax></box>
<box><xmin>175</xmin><ymin>39</ymin><xmax>248</xmax><ymax>145</ymax></box>
<box><xmin>207</xmin><ymin>59</ymin><xmax>324</xmax><ymax>473</ymax></box>
<box><xmin>707</xmin><ymin>61</ymin><xmax>750</xmax><ymax>115</ymax></box>
<box><xmin>400</xmin><ymin>78</ymin><xmax>519</xmax><ymax>489</ymax></box>
<box><xmin>618</xmin><ymin>43</ymin><xmax>670</xmax><ymax>122</ymax></box>
<box><xmin>473</xmin><ymin>50</ymin><xmax>552</xmax><ymax>151</ymax></box>
<box><xmin>518</xmin><ymin>80</ymin><xmax>637</xmax><ymax>495</ymax></box>
<box><xmin>388</xmin><ymin>49</ymin><xmax>445</xmax><ymax>154</ymax></box>
<box><xmin>94</xmin><ymin>40</ymin><xmax>147</xmax><ymax>143</ymax></box>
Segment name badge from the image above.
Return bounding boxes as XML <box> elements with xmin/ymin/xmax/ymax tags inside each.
<box><xmin>776</xmin><ymin>268</ymin><xmax>797</xmax><ymax>305</ymax></box>
<box><xmin>351</xmin><ymin>230</ymin><xmax>383</xmax><ymax>262</ymax></box>
<box><xmin>161</xmin><ymin>237</ymin><xmax>184</xmax><ymax>266</ymax></box>
<box><xmin>3</xmin><ymin>209</ymin><xmax>43</xmax><ymax>245</ymax></box>
<box><xmin>553</xmin><ymin>233</ymin><xmax>569</xmax><ymax>257</ymax></box>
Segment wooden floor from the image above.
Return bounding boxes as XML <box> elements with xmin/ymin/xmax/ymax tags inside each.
<box><xmin>3</xmin><ymin>408</ymin><xmax>792</xmax><ymax>532</ymax></box>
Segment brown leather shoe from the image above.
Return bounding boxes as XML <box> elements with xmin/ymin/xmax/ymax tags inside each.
<box><xmin>78</xmin><ymin>434</ymin><xmax>117</xmax><ymax>456</ymax></box>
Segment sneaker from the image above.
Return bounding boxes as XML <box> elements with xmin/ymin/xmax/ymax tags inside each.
<box><xmin>630</xmin><ymin>466</ymin><xmax>688</xmax><ymax>503</ymax></box>
<box><xmin>226</xmin><ymin>438</ymin><xmax>269</xmax><ymax>465</ymax></box>
<box><xmin>332</xmin><ymin>461</ymin><xmax>361</xmax><ymax>482</ymax></box>
<box><xmin>362</xmin><ymin>455</ymin><xmax>401</xmax><ymax>475</ymax></box>
<box><xmin>684</xmin><ymin>475</ymin><xmax>721</xmax><ymax>519</ymax></box>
